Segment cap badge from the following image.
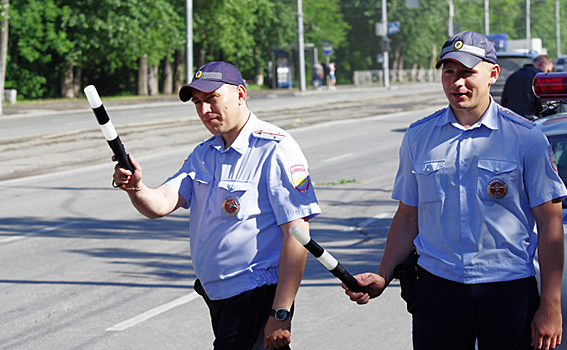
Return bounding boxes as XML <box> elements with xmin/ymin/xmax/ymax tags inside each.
<box><xmin>222</xmin><ymin>196</ymin><xmax>240</xmax><ymax>217</ymax></box>
<box><xmin>487</xmin><ymin>178</ymin><xmax>508</xmax><ymax>199</ymax></box>
<box><xmin>195</xmin><ymin>71</ymin><xmax>203</xmax><ymax>79</ymax></box>
<box><xmin>454</xmin><ymin>40</ymin><xmax>464</xmax><ymax>50</ymax></box>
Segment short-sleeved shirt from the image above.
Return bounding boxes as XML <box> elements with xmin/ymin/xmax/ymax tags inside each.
<box><xmin>164</xmin><ymin>113</ymin><xmax>321</xmax><ymax>300</ymax></box>
<box><xmin>392</xmin><ymin>100</ymin><xmax>567</xmax><ymax>284</ymax></box>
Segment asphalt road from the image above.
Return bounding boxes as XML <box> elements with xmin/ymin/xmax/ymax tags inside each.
<box><xmin>0</xmin><ymin>84</ymin><xmax>448</xmax><ymax>349</ymax></box>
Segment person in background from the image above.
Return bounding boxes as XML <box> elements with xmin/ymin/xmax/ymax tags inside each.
<box><xmin>501</xmin><ymin>55</ymin><xmax>554</xmax><ymax>119</ymax></box>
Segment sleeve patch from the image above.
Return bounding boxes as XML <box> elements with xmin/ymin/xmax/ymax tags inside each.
<box><xmin>290</xmin><ymin>164</ymin><xmax>310</xmax><ymax>195</ymax></box>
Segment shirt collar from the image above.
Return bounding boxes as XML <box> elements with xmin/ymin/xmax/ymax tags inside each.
<box><xmin>211</xmin><ymin>112</ymin><xmax>257</xmax><ymax>154</ymax></box>
<box><xmin>438</xmin><ymin>97</ymin><xmax>498</xmax><ymax>131</ymax></box>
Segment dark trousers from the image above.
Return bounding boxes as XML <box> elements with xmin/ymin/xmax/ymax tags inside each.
<box><xmin>407</xmin><ymin>272</ymin><xmax>540</xmax><ymax>350</ymax></box>
<box><xmin>195</xmin><ymin>280</ymin><xmax>292</xmax><ymax>350</ymax></box>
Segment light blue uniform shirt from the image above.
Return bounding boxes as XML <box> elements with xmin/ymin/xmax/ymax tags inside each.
<box><xmin>392</xmin><ymin>100</ymin><xmax>567</xmax><ymax>284</ymax></box>
<box><xmin>164</xmin><ymin>113</ymin><xmax>320</xmax><ymax>300</ymax></box>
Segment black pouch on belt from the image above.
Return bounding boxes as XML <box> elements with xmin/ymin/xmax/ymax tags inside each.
<box><xmin>393</xmin><ymin>249</ymin><xmax>419</xmax><ymax>302</ymax></box>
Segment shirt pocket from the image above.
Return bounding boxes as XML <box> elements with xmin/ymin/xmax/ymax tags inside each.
<box><xmin>413</xmin><ymin>160</ymin><xmax>446</xmax><ymax>204</ymax></box>
<box><xmin>217</xmin><ymin>180</ymin><xmax>256</xmax><ymax>219</ymax></box>
<box><xmin>477</xmin><ymin>158</ymin><xmax>518</xmax><ymax>201</ymax></box>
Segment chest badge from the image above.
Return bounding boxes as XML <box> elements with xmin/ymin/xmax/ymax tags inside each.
<box><xmin>487</xmin><ymin>178</ymin><xmax>508</xmax><ymax>199</ymax></box>
<box><xmin>222</xmin><ymin>196</ymin><xmax>241</xmax><ymax>217</ymax></box>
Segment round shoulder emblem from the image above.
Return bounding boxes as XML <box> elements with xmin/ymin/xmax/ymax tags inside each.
<box><xmin>222</xmin><ymin>196</ymin><xmax>240</xmax><ymax>217</ymax></box>
<box><xmin>487</xmin><ymin>178</ymin><xmax>508</xmax><ymax>199</ymax></box>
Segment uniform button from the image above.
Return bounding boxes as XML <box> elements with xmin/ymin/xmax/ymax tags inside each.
<box><xmin>461</xmin><ymin>217</ymin><xmax>467</xmax><ymax>222</ymax></box>
<box><xmin>207</xmin><ymin>210</ymin><xmax>211</xmax><ymax>215</ymax></box>
<box><xmin>460</xmin><ymin>187</ymin><xmax>466</xmax><ymax>193</ymax></box>
<box><xmin>495</xmin><ymin>167</ymin><xmax>500</xmax><ymax>172</ymax></box>
<box><xmin>461</xmin><ymin>160</ymin><xmax>466</xmax><ymax>164</ymax></box>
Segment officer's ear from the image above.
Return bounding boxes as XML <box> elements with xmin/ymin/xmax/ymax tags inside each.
<box><xmin>489</xmin><ymin>64</ymin><xmax>500</xmax><ymax>85</ymax></box>
<box><xmin>236</xmin><ymin>85</ymin><xmax>247</xmax><ymax>106</ymax></box>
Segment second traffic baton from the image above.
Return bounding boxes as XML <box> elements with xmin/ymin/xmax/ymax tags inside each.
<box><xmin>289</xmin><ymin>225</ymin><xmax>365</xmax><ymax>293</ymax></box>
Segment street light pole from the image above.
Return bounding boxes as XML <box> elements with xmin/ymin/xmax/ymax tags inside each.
<box><xmin>557</xmin><ymin>0</ymin><xmax>561</xmax><ymax>57</ymax></box>
<box><xmin>297</xmin><ymin>0</ymin><xmax>306</xmax><ymax>91</ymax></box>
<box><xmin>186</xmin><ymin>0</ymin><xmax>193</xmax><ymax>83</ymax></box>
<box><xmin>526</xmin><ymin>0</ymin><xmax>531</xmax><ymax>41</ymax></box>
<box><xmin>484</xmin><ymin>0</ymin><xmax>489</xmax><ymax>35</ymax></box>
<box><xmin>382</xmin><ymin>0</ymin><xmax>389</xmax><ymax>88</ymax></box>
<box><xmin>448</xmin><ymin>0</ymin><xmax>454</xmax><ymax>37</ymax></box>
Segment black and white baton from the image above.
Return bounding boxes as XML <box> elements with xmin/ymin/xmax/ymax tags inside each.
<box><xmin>84</xmin><ymin>85</ymin><xmax>134</xmax><ymax>173</ymax></box>
<box><xmin>289</xmin><ymin>225</ymin><xmax>365</xmax><ymax>293</ymax></box>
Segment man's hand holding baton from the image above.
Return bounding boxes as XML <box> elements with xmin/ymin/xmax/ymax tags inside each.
<box><xmin>289</xmin><ymin>225</ymin><xmax>383</xmax><ymax>301</ymax></box>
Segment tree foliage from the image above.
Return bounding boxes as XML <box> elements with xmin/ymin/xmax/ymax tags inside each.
<box><xmin>3</xmin><ymin>0</ymin><xmax>566</xmax><ymax>99</ymax></box>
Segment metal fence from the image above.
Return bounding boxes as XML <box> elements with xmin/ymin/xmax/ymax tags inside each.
<box><xmin>353</xmin><ymin>69</ymin><xmax>442</xmax><ymax>86</ymax></box>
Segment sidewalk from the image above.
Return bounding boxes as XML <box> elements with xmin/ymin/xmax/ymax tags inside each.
<box><xmin>0</xmin><ymin>84</ymin><xmax>362</xmax><ymax>119</ymax></box>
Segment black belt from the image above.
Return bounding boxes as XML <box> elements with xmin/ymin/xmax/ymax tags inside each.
<box><xmin>417</xmin><ymin>265</ymin><xmax>432</xmax><ymax>277</ymax></box>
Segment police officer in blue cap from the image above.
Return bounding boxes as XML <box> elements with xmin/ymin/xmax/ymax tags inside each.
<box><xmin>113</xmin><ymin>61</ymin><xmax>321</xmax><ymax>349</ymax></box>
<box><xmin>344</xmin><ymin>31</ymin><xmax>566</xmax><ymax>350</ymax></box>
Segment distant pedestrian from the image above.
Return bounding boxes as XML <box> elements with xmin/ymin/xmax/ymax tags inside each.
<box><xmin>501</xmin><ymin>55</ymin><xmax>554</xmax><ymax>119</ymax></box>
<box><xmin>328</xmin><ymin>62</ymin><xmax>336</xmax><ymax>90</ymax></box>
<box><xmin>312</xmin><ymin>61</ymin><xmax>324</xmax><ymax>90</ymax></box>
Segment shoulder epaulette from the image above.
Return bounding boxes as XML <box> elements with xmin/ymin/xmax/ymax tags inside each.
<box><xmin>252</xmin><ymin>129</ymin><xmax>286</xmax><ymax>141</ymax></box>
<box><xmin>409</xmin><ymin>108</ymin><xmax>446</xmax><ymax>128</ymax></box>
<box><xmin>498</xmin><ymin>106</ymin><xmax>536</xmax><ymax>128</ymax></box>
<box><xmin>197</xmin><ymin>135</ymin><xmax>215</xmax><ymax>146</ymax></box>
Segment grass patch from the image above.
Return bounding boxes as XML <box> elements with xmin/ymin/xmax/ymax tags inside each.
<box><xmin>315</xmin><ymin>179</ymin><xmax>358</xmax><ymax>186</ymax></box>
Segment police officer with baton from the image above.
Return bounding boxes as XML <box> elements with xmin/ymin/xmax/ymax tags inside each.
<box><xmin>112</xmin><ymin>61</ymin><xmax>320</xmax><ymax>349</ymax></box>
<box><xmin>344</xmin><ymin>32</ymin><xmax>566</xmax><ymax>350</ymax></box>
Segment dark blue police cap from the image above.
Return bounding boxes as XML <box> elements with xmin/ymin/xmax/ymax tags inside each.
<box><xmin>436</xmin><ymin>31</ymin><xmax>497</xmax><ymax>69</ymax></box>
<box><xmin>179</xmin><ymin>61</ymin><xmax>245</xmax><ymax>102</ymax></box>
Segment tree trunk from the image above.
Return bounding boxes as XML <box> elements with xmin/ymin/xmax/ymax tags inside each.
<box><xmin>162</xmin><ymin>57</ymin><xmax>173</xmax><ymax>95</ymax></box>
<box><xmin>253</xmin><ymin>47</ymin><xmax>264</xmax><ymax>86</ymax></box>
<box><xmin>148</xmin><ymin>64</ymin><xmax>159</xmax><ymax>96</ymax></box>
<box><xmin>174</xmin><ymin>49</ymin><xmax>185</xmax><ymax>92</ymax></box>
<box><xmin>60</xmin><ymin>60</ymin><xmax>74</xmax><ymax>98</ymax></box>
<box><xmin>0</xmin><ymin>0</ymin><xmax>9</xmax><ymax>113</ymax></box>
<box><xmin>137</xmin><ymin>56</ymin><xmax>148</xmax><ymax>96</ymax></box>
<box><xmin>73</xmin><ymin>66</ymin><xmax>82</xmax><ymax>97</ymax></box>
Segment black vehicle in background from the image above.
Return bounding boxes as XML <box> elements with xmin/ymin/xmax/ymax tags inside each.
<box><xmin>491</xmin><ymin>51</ymin><xmax>539</xmax><ymax>104</ymax></box>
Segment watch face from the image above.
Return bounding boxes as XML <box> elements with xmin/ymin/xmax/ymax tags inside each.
<box><xmin>275</xmin><ymin>309</ymin><xmax>289</xmax><ymax>321</ymax></box>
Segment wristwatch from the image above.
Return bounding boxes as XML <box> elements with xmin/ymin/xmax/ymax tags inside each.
<box><xmin>270</xmin><ymin>308</ymin><xmax>291</xmax><ymax>321</ymax></box>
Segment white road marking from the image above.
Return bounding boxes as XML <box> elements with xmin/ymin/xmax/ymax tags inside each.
<box><xmin>0</xmin><ymin>221</ymin><xmax>77</xmax><ymax>243</ymax></box>
<box><xmin>322</xmin><ymin>153</ymin><xmax>354</xmax><ymax>163</ymax></box>
<box><xmin>106</xmin><ymin>292</ymin><xmax>200</xmax><ymax>331</ymax></box>
<box><xmin>105</xmin><ymin>213</ymin><xmax>395</xmax><ymax>332</ymax></box>
<box><xmin>344</xmin><ymin>212</ymin><xmax>394</xmax><ymax>232</ymax></box>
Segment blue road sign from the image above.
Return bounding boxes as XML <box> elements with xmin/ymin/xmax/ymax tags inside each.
<box><xmin>322</xmin><ymin>40</ymin><xmax>333</xmax><ymax>55</ymax></box>
<box><xmin>388</xmin><ymin>21</ymin><xmax>400</xmax><ymax>35</ymax></box>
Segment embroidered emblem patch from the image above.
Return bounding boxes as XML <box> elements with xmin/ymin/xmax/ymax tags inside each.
<box><xmin>222</xmin><ymin>196</ymin><xmax>240</xmax><ymax>217</ymax></box>
<box><xmin>487</xmin><ymin>178</ymin><xmax>508</xmax><ymax>199</ymax></box>
<box><xmin>454</xmin><ymin>40</ymin><xmax>463</xmax><ymax>50</ymax></box>
<box><xmin>290</xmin><ymin>164</ymin><xmax>310</xmax><ymax>195</ymax></box>
<box><xmin>195</xmin><ymin>70</ymin><xmax>202</xmax><ymax>79</ymax></box>
<box><xmin>549</xmin><ymin>145</ymin><xmax>558</xmax><ymax>172</ymax></box>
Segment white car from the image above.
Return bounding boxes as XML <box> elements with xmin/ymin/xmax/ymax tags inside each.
<box><xmin>555</xmin><ymin>55</ymin><xmax>567</xmax><ymax>72</ymax></box>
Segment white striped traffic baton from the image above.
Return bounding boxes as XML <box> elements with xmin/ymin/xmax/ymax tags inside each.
<box><xmin>289</xmin><ymin>225</ymin><xmax>365</xmax><ymax>293</ymax></box>
<box><xmin>84</xmin><ymin>85</ymin><xmax>134</xmax><ymax>173</ymax></box>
